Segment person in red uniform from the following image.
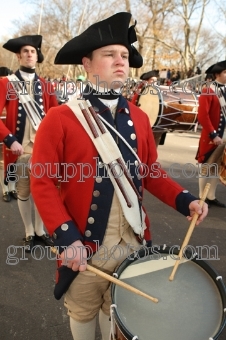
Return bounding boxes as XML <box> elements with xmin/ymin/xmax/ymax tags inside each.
<box><xmin>130</xmin><ymin>70</ymin><xmax>158</xmax><ymax>106</ymax></box>
<box><xmin>0</xmin><ymin>66</ymin><xmax>18</xmax><ymax>202</ymax></box>
<box><xmin>0</xmin><ymin>35</ymin><xmax>58</xmax><ymax>251</ymax></box>
<box><xmin>196</xmin><ymin>60</ymin><xmax>226</xmax><ymax>207</ymax></box>
<box><xmin>30</xmin><ymin>13</ymin><xmax>208</xmax><ymax>340</ymax></box>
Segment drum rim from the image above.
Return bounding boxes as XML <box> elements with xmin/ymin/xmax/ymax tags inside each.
<box><xmin>111</xmin><ymin>245</ymin><xmax>226</xmax><ymax>340</ymax></box>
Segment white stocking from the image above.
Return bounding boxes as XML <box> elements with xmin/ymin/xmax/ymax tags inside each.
<box><xmin>199</xmin><ymin>176</ymin><xmax>219</xmax><ymax>200</ymax></box>
<box><xmin>34</xmin><ymin>204</ymin><xmax>45</xmax><ymax>236</ymax></box>
<box><xmin>70</xmin><ymin>316</ymin><xmax>96</xmax><ymax>340</ymax></box>
<box><xmin>99</xmin><ymin>309</ymin><xmax>111</xmax><ymax>340</ymax></box>
<box><xmin>0</xmin><ymin>168</ymin><xmax>8</xmax><ymax>193</ymax></box>
<box><xmin>17</xmin><ymin>196</ymin><xmax>34</xmax><ymax>236</ymax></box>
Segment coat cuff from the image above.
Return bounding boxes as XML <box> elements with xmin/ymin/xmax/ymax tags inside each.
<box><xmin>176</xmin><ymin>191</ymin><xmax>198</xmax><ymax>216</ymax></box>
<box><xmin>52</xmin><ymin>220</ymin><xmax>83</xmax><ymax>254</ymax></box>
<box><xmin>3</xmin><ymin>134</ymin><xmax>17</xmax><ymax>148</ymax></box>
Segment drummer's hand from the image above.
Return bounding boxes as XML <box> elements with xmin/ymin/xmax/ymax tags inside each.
<box><xmin>10</xmin><ymin>141</ymin><xmax>24</xmax><ymax>156</ymax></box>
<box><xmin>187</xmin><ymin>200</ymin><xmax>208</xmax><ymax>225</ymax></box>
<box><xmin>60</xmin><ymin>240</ymin><xmax>87</xmax><ymax>272</ymax></box>
<box><xmin>213</xmin><ymin>136</ymin><xmax>223</xmax><ymax>146</ymax></box>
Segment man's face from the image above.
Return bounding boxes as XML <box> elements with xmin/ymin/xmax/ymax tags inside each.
<box><xmin>16</xmin><ymin>45</ymin><xmax>38</xmax><ymax>68</ymax></box>
<box><xmin>216</xmin><ymin>70</ymin><xmax>226</xmax><ymax>84</ymax></box>
<box><xmin>82</xmin><ymin>44</ymin><xmax>129</xmax><ymax>90</ymax></box>
<box><xmin>147</xmin><ymin>77</ymin><xmax>157</xmax><ymax>84</ymax></box>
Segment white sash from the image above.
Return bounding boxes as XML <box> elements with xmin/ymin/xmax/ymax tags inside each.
<box><xmin>210</xmin><ymin>84</ymin><xmax>226</xmax><ymax>120</ymax></box>
<box><xmin>7</xmin><ymin>74</ymin><xmax>45</xmax><ymax>131</ymax></box>
<box><xmin>210</xmin><ymin>84</ymin><xmax>226</xmax><ymax>141</ymax></box>
<box><xmin>66</xmin><ymin>99</ymin><xmax>147</xmax><ymax>237</ymax></box>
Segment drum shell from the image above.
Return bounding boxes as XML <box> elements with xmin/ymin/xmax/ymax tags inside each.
<box><xmin>111</xmin><ymin>245</ymin><xmax>226</xmax><ymax>340</ymax></box>
<box><xmin>137</xmin><ymin>85</ymin><xmax>198</xmax><ymax>132</ymax></box>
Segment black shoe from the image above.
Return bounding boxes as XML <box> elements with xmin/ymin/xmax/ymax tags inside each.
<box><xmin>10</xmin><ymin>190</ymin><xmax>17</xmax><ymax>199</ymax></box>
<box><xmin>23</xmin><ymin>236</ymin><xmax>35</xmax><ymax>253</ymax></box>
<box><xmin>2</xmin><ymin>192</ymin><xmax>11</xmax><ymax>202</ymax></box>
<box><xmin>35</xmin><ymin>233</ymin><xmax>54</xmax><ymax>246</ymax></box>
<box><xmin>205</xmin><ymin>198</ymin><xmax>226</xmax><ymax>208</ymax></box>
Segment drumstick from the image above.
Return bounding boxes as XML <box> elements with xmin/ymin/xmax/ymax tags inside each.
<box><xmin>51</xmin><ymin>246</ymin><xmax>158</xmax><ymax>303</ymax></box>
<box><xmin>86</xmin><ymin>264</ymin><xmax>158</xmax><ymax>303</ymax></box>
<box><xmin>169</xmin><ymin>183</ymin><xmax>210</xmax><ymax>281</ymax></box>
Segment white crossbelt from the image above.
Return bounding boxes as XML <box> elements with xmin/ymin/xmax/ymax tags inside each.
<box><xmin>67</xmin><ymin>99</ymin><xmax>147</xmax><ymax>237</ymax></box>
<box><xmin>7</xmin><ymin>74</ymin><xmax>45</xmax><ymax>131</ymax></box>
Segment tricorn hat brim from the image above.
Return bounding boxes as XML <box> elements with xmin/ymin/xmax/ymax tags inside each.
<box><xmin>0</xmin><ymin>67</ymin><xmax>12</xmax><ymax>77</ymax></box>
<box><xmin>205</xmin><ymin>60</ymin><xmax>226</xmax><ymax>74</ymax></box>
<box><xmin>140</xmin><ymin>70</ymin><xmax>158</xmax><ymax>80</ymax></box>
<box><xmin>3</xmin><ymin>35</ymin><xmax>44</xmax><ymax>63</ymax></box>
<box><xmin>54</xmin><ymin>12</ymin><xmax>143</xmax><ymax>68</ymax></box>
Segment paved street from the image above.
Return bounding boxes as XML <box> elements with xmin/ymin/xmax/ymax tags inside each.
<box><xmin>0</xmin><ymin>131</ymin><xmax>226</xmax><ymax>340</ymax></box>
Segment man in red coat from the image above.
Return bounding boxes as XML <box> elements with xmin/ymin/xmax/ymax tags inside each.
<box><xmin>0</xmin><ymin>35</ymin><xmax>58</xmax><ymax>251</ymax></box>
<box><xmin>0</xmin><ymin>66</ymin><xmax>18</xmax><ymax>202</ymax></box>
<box><xmin>196</xmin><ymin>61</ymin><xmax>226</xmax><ymax>207</ymax></box>
<box><xmin>30</xmin><ymin>13</ymin><xmax>207</xmax><ymax>340</ymax></box>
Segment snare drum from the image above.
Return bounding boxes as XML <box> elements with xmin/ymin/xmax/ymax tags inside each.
<box><xmin>111</xmin><ymin>246</ymin><xmax>226</xmax><ymax>340</ymax></box>
<box><xmin>137</xmin><ymin>85</ymin><xmax>198</xmax><ymax>132</ymax></box>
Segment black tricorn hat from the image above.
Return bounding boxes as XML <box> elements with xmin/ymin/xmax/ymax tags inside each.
<box><xmin>3</xmin><ymin>35</ymin><xmax>44</xmax><ymax>63</ymax></box>
<box><xmin>140</xmin><ymin>70</ymin><xmax>158</xmax><ymax>80</ymax></box>
<box><xmin>54</xmin><ymin>12</ymin><xmax>143</xmax><ymax>68</ymax></box>
<box><xmin>0</xmin><ymin>67</ymin><xmax>12</xmax><ymax>77</ymax></box>
<box><xmin>205</xmin><ymin>60</ymin><xmax>226</xmax><ymax>74</ymax></box>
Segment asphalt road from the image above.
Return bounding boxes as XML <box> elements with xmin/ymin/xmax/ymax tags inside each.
<box><xmin>0</xmin><ymin>131</ymin><xmax>225</xmax><ymax>340</ymax></box>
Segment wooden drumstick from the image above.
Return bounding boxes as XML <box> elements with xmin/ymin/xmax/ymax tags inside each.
<box><xmin>51</xmin><ymin>246</ymin><xmax>158</xmax><ymax>303</ymax></box>
<box><xmin>169</xmin><ymin>183</ymin><xmax>210</xmax><ymax>281</ymax></box>
<box><xmin>86</xmin><ymin>264</ymin><xmax>158</xmax><ymax>303</ymax></box>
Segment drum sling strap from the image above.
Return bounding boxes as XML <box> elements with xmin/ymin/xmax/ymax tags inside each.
<box><xmin>66</xmin><ymin>99</ymin><xmax>147</xmax><ymax>237</ymax></box>
<box><xmin>7</xmin><ymin>74</ymin><xmax>45</xmax><ymax>131</ymax></box>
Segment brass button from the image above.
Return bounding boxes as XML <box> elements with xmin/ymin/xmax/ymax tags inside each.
<box><xmin>135</xmin><ymin>160</ymin><xmax>139</xmax><ymax>166</ymax></box>
<box><xmin>130</xmin><ymin>133</ymin><xmax>136</xmax><ymax>140</ymax></box>
<box><xmin>93</xmin><ymin>106</ymin><xmax>99</xmax><ymax>112</ymax></box>
<box><xmin>61</xmin><ymin>223</ymin><xmax>69</xmax><ymax>231</ymax></box>
<box><xmin>53</xmin><ymin>232</ymin><xmax>57</xmax><ymax>239</ymax></box>
<box><xmin>88</xmin><ymin>217</ymin><xmax>95</xmax><ymax>224</ymax></box>
<box><xmin>133</xmin><ymin>147</ymin><xmax>137</xmax><ymax>153</ymax></box>
<box><xmin>91</xmin><ymin>204</ymin><xmax>98</xmax><ymax>211</ymax></box>
<box><xmin>93</xmin><ymin>190</ymin><xmax>100</xmax><ymax>197</ymax></box>
<box><xmin>125</xmin><ymin>108</ymin><xmax>129</xmax><ymax>114</ymax></box>
<box><xmin>127</xmin><ymin>120</ymin><xmax>133</xmax><ymax>126</ymax></box>
<box><xmin>85</xmin><ymin>230</ymin><xmax>92</xmax><ymax>237</ymax></box>
<box><xmin>96</xmin><ymin>177</ymin><xmax>102</xmax><ymax>183</ymax></box>
<box><xmin>98</xmin><ymin>162</ymin><xmax>104</xmax><ymax>168</ymax></box>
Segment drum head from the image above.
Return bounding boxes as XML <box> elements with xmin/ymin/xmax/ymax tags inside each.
<box><xmin>137</xmin><ymin>85</ymin><xmax>163</xmax><ymax>127</ymax></box>
<box><xmin>112</xmin><ymin>247</ymin><xmax>226</xmax><ymax>340</ymax></box>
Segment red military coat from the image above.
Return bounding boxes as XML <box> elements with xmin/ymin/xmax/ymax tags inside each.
<box><xmin>0</xmin><ymin>74</ymin><xmax>58</xmax><ymax>173</ymax></box>
<box><xmin>30</xmin><ymin>94</ymin><xmax>195</xmax><ymax>253</ymax></box>
<box><xmin>196</xmin><ymin>87</ymin><xmax>222</xmax><ymax>163</ymax></box>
